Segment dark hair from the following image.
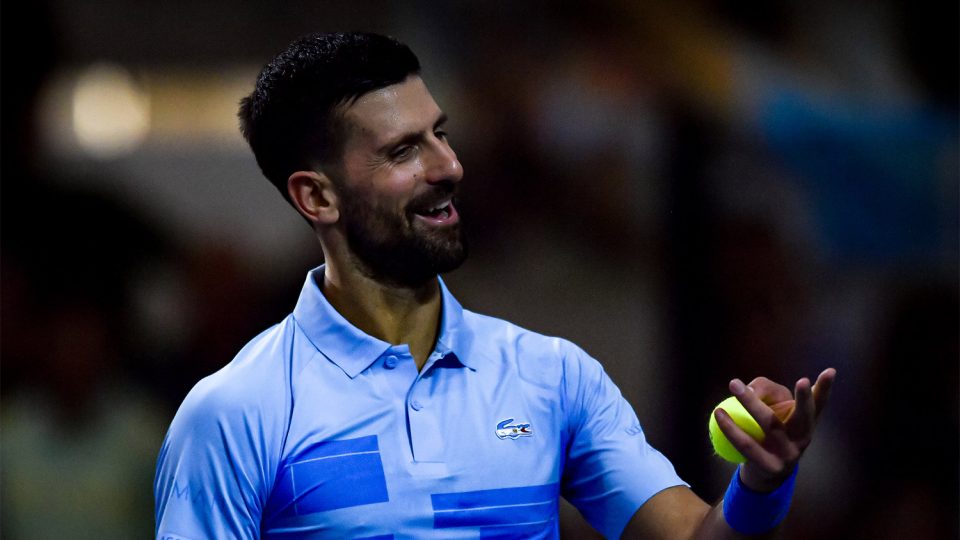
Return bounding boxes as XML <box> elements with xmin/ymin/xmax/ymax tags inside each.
<box><xmin>238</xmin><ymin>32</ymin><xmax>421</xmax><ymax>202</ymax></box>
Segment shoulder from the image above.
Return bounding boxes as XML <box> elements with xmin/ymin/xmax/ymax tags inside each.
<box><xmin>171</xmin><ymin>317</ymin><xmax>300</xmax><ymax>435</ymax></box>
<box><xmin>157</xmin><ymin>318</ymin><xmax>300</xmax><ymax>491</ymax></box>
<box><xmin>460</xmin><ymin>309</ymin><xmax>601</xmax><ymax>388</ymax></box>
<box><xmin>156</xmin><ymin>322</ymin><xmax>300</xmax><ymax>538</ymax></box>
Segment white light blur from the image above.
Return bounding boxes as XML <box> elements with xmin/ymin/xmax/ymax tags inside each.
<box><xmin>72</xmin><ymin>63</ymin><xmax>150</xmax><ymax>159</ymax></box>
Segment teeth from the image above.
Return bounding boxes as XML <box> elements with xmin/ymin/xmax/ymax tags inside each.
<box><xmin>429</xmin><ymin>201</ymin><xmax>451</xmax><ymax>212</ymax></box>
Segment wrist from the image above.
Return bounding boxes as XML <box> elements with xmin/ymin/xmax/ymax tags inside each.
<box><xmin>722</xmin><ymin>464</ymin><xmax>798</xmax><ymax>535</ymax></box>
<box><xmin>740</xmin><ymin>462</ymin><xmax>795</xmax><ymax>493</ymax></box>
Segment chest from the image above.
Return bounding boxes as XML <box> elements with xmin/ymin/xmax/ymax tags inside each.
<box><xmin>262</xmin><ymin>355</ymin><xmax>565</xmax><ymax>538</ymax></box>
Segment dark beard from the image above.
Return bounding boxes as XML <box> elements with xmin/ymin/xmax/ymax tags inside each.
<box><xmin>339</xmin><ymin>187</ymin><xmax>468</xmax><ymax>288</ymax></box>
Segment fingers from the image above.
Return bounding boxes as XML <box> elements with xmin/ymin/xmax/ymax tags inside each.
<box><xmin>812</xmin><ymin>368</ymin><xmax>837</xmax><ymax>420</ymax></box>
<box><xmin>729</xmin><ymin>379</ymin><xmax>783</xmax><ymax>434</ymax></box>
<box><xmin>785</xmin><ymin>377</ymin><xmax>815</xmax><ymax>441</ymax></box>
<box><xmin>719</xmin><ymin>369</ymin><xmax>838</xmax><ymax>491</ymax></box>
<box><xmin>746</xmin><ymin>376</ymin><xmax>794</xmax><ymax>423</ymax></box>
<box><xmin>714</xmin><ymin>408</ymin><xmax>783</xmax><ymax>472</ymax></box>
<box><xmin>745</xmin><ymin>376</ymin><xmax>793</xmax><ymax>405</ymax></box>
<box><xmin>726</xmin><ymin>369</ymin><xmax>838</xmax><ymax>455</ymax></box>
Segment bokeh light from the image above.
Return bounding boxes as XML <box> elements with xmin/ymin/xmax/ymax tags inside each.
<box><xmin>72</xmin><ymin>63</ymin><xmax>150</xmax><ymax>159</ymax></box>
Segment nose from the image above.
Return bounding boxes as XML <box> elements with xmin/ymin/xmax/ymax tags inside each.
<box><xmin>424</xmin><ymin>137</ymin><xmax>463</xmax><ymax>185</ymax></box>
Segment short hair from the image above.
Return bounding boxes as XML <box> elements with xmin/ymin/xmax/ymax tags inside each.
<box><xmin>238</xmin><ymin>32</ymin><xmax>421</xmax><ymax>202</ymax></box>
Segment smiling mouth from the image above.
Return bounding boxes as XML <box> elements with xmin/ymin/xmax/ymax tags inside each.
<box><xmin>421</xmin><ymin>200</ymin><xmax>451</xmax><ymax>218</ymax></box>
<box><xmin>413</xmin><ymin>198</ymin><xmax>459</xmax><ymax>225</ymax></box>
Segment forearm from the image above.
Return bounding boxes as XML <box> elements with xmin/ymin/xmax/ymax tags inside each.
<box><xmin>623</xmin><ymin>467</ymin><xmax>796</xmax><ymax>539</ymax></box>
<box><xmin>694</xmin><ymin>464</ymin><xmax>797</xmax><ymax>540</ymax></box>
<box><xmin>621</xmin><ymin>488</ymin><xmax>780</xmax><ymax>540</ymax></box>
<box><xmin>692</xmin><ymin>501</ymin><xmax>779</xmax><ymax>540</ymax></box>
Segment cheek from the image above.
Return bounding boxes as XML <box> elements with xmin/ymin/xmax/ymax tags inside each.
<box><xmin>379</xmin><ymin>168</ymin><xmax>421</xmax><ymax>200</ymax></box>
<box><xmin>345</xmin><ymin>161</ymin><xmax>422</xmax><ymax>207</ymax></box>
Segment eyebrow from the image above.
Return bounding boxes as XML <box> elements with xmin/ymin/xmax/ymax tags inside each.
<box><xmin>376</xmin><ymin>112</ymin><xmax>448</xmax><ymax>155</ymax></box>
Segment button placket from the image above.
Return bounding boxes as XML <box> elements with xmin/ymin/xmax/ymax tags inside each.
<box><xmin>406</xmin><ymin>373</ymin><xmax>443</xmax><ymax>462</ymax></box>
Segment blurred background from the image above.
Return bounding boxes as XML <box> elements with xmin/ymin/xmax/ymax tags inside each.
<box><xmin>2</xmin><ymin>1</ymin><xmax>957</xmax><ymax>538</ymax></box>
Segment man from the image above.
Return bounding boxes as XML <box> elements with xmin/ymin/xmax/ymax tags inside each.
<box><xmin>154</xmin><ymin>32</ymin><xmax>836</xmax><ymax>539</ymax></box>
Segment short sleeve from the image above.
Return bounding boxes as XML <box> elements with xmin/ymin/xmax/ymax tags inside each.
<box><xmin>559</xmin><ymin>344</ymin><xmax>686</xmax><ymax>539</ymax></box>
<box><xmin>154</xmin><ymin>375</ymin><xmax>281</xmax><ymax>540</ymax></box>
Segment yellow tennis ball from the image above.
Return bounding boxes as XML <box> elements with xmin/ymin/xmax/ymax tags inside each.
<box><xmin>708</xmin><ymin>396</ymin><xmax>765</xmax><ymax>463</ymax></box>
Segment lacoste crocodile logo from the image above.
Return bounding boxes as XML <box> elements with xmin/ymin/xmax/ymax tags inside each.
<box><xmin>495</xmin><ymin>418</ymin><xmax>533</xmax><ymax>440</ymax></box>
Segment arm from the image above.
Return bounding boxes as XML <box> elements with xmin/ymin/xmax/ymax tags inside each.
<box><xmin>154</xmin><ymin>377</ymin><xmax>280</xmax><ymax>540</ymax></box>
<box><xmin>556</xmin><ymin>343</ymin><xmax>691</xmax><ymax>539</ymax></box>
<box><xmin>622</xmin><ymin>368</ymin><xmax>837</xmax><ymax>539</ymax></box>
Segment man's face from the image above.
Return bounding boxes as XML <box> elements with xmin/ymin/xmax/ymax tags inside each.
<box><xmin>332</xmin><ymin>76</ymin><xmax>466</xmax><ymax>288</ymax></box>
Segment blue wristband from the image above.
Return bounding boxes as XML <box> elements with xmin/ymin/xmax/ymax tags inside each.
<box><xmin>722</xmin><ymin>464</ymin><xmax>797</xmax><ymax>535</ymax></box>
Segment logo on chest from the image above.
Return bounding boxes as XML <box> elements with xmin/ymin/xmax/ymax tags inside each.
<box><xmin>495</xmin><ymin>418</ymin><xmax>533</xmax><ymax>440</ymax></box>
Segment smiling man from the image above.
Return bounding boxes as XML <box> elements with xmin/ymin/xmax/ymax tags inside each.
<box><xmin>154</xmin><ymin>32</ymin><xmax>836</xmax><ymax>539</ymax></box>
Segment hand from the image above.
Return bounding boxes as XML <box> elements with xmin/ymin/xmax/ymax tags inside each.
<box><xmin>714</xmin><ymin>368</ymin><xmax>837</xmax><ymax>492</ymax></box>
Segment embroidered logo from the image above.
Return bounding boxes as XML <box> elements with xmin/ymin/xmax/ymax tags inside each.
<box><xmin>495</xmin><ymin>418</ymin><xmax>533</xmax><ymax>440</ymax></box>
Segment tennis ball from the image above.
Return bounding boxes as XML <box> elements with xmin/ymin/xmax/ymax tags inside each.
<box><xmin>708</xmin><ymin>396</ymin><xmax>765</xmax><ymax>463</ymax></box>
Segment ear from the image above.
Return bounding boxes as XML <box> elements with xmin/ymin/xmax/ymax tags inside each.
<box><xmin>287</xmin><ymin>170</ymin><xmax>340</xmax><ymax>226</ymax></box>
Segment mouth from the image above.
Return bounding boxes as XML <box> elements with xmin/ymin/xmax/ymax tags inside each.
<box><xmin>413</xmin><ymin>197</ymin><xmax>459</xmax><ymax>226</ymax></box>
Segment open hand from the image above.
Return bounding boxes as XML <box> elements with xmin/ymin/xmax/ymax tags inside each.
<box><xmin>714</xmin><ymin>368</ymin><xmax>837</xmax><ymax>492</ymax></box>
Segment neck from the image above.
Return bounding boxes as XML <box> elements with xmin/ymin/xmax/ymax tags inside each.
<box><xmin>321</xmin><ymin>261</ymin><xmax>442</xmax><ymax>371</ymax></box>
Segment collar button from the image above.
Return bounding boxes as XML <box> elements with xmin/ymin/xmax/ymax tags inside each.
<box><xmin>384</xmin><ymin>355</ymin><xmax>399</xmax><ymax>369</ymax></box>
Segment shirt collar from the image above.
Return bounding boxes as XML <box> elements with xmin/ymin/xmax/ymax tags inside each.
<box><xmin>433</xmin><ymin>276</ymin><xmax>475</xmax><ymax>370</ymax></box>
<box><xmin>292</xmin><ymin>266</ymin><xmax>474</xmax><ymax>378</ymax></box>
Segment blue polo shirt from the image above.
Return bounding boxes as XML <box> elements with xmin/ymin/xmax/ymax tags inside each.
<box><xmin>155</xmin><ymin>267</ymin><xmax>684</xmax><ymax>539</ymax></box>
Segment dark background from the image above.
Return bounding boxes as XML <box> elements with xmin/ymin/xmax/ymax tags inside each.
<box><xmin>3</xmin><ymin>1</ymin><xmax>957</xmax><ymax>538</ymax></box>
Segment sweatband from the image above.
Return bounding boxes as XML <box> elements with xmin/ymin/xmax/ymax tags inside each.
<box><xmin>722</xmin><ymin>464</ymin><xmax>797</xmax><ymax>535</ymax></box>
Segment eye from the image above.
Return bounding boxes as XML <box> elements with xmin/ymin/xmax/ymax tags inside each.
<box><xmin>391</xmin><ymin>145</ymin><xmax>415</xmax><ymax>160</ymax></box>
<box><xmin>434</xmin><ymin>130</ymin><xmax>448</xmax><ymax>141</ymax></box>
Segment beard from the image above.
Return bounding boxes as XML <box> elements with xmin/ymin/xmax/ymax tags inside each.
<box><xmin>338</xmin><ymin>184</ymin><xmax>468</xmax><ymax>288</ymax></box>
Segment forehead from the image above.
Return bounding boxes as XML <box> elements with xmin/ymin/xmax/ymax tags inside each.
<box><xmin>341</xmin><ymin>76</ymin><xmax>442</xmax><ymax>147</ymax></box>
